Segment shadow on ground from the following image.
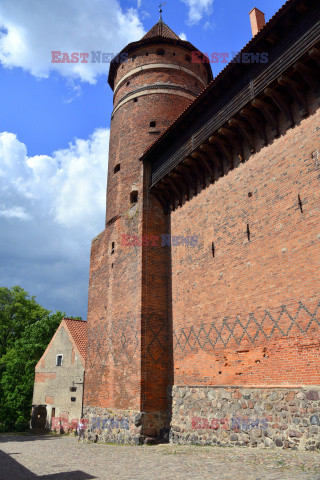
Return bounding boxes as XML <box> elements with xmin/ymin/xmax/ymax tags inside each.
<box><xmin>0</xmin><ymin>434</ymin><xmax>66</xmax><ymax>443</ymax></box>
<box><xmin>0</xmin><ymin>450</ymin><xmax>96</xmax><ymax>480</ymax></box>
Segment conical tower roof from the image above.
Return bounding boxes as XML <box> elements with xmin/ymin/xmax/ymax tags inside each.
<box><xmin>108</xmin><ymin>20</ymin><xmax>213</xmax><ymax>89</ymax></box>
<box><xmin>142</xmin><ymin>21</ymin><xmax>180</xmax><ymax>41</ymax></box>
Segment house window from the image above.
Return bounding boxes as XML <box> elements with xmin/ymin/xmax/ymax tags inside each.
<box><xmin>130</xmin><ymin>191</ymin><xmax>138</xmax><ymax>204</ymax></box>
<box><xmin>52</xmin><ymin>408</ymin><xmax>55</xmax><ymax>418</ymax></box>
<box><xmin>56</xmin><ymin>354</ymin><xmax>63</xmax><ymax>366</ymax></box>
<box><xmin>71</xmin><ymin>397</ymin><xmax>76</xmax><ymax>402</ymax></box>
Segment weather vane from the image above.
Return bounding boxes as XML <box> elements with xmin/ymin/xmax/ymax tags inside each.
<box><xmin>159</xmin><ymin>2</ymin><xmax>166</xmax><ymax>22</ymax></box>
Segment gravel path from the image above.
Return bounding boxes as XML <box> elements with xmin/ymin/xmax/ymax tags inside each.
<box><xmin>0</xmin><ymin>434</ymin><xmax>320</xmax><ymax>480</ymax></box>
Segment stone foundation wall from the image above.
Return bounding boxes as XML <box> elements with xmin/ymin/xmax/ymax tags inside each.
<box><xmin>170</xmin><ymin>386</ymin><xmax>320</xmax><ymax>450</ymax></box>
<box><xmin>83</xmin><ymin>406</ymin><xmax>169</xmax><ymax>444</ymax></box>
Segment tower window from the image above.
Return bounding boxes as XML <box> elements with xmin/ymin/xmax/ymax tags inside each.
<box><xmin>186</xmin><ymin>54</ymin><xmax>191</xmax><ymax>62</ymax></box>
<box><xmin>156</xmin><ymin>48</ymin><xmax>165</xmax><ymax>56</ymax></box>
<box><xmin>71</xmin><ymin>397</ymin><xmax>76</xmax><ymax>402</ymax></box>
<box><xmin>172</xmin><ymin>52</ymin><xmax>176</xmax><ymax>56</ymax></box>
<box><xmin>56</xmin><ymin>354</ymin><xmax>63</xmax><ymax>366</ymax></box>
<box><xmin>126</xmin><ymin>81</ymin><xmax>130</xmax><ymax>86</ymax></box>
<box><xmin>130</xmin><ymin>191</ymin><xmax>138</xmax><ymax>204</ymax></box>
<box><xmin>114</xmin><ymin>164</ymin><xmax>121</xmax><ymax>174</ymax></box>
<box><xmin>150</xmin><ymin>121</ymin><xmax>156</xmax><ymax>128</ymax></box>
<box><xmin>133</xmin><ymin>98</ymin><xmax>138</xmax><ymax>103</ymax></box>
<box><xmin>146</xmin><ymin>52</ymin><xmax>149</xmax><ymax>56</ymax></box>
<box><xmin>111</xmin><ymin>242</ymin><xmax>115</xmax><ymax>255</ymax></box>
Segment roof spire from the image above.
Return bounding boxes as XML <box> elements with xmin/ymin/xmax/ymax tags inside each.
<box><xmin>159</xmin><ymin>2</ymin><xmax>166</xmax><ymax>22</ymax></box>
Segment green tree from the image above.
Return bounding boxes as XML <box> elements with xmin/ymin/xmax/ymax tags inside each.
<box><xmin>0</xmin><ymin>286</ymin><xmax>66</xmax><ymax>432</ymax></box>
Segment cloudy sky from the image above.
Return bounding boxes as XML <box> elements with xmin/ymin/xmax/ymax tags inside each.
<box><xmin>0</xmin><ymin>0</ymin><xmax>284</xmax><ymax>318</ymax></box>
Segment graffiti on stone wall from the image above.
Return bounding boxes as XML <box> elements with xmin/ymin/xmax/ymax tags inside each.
<box><xmin>191</xmin><ymin>416</ymin><xmax>272</xmax><ymax>431</ymax></box>
<box><xmin>51</xmin><ymin>416</ymin><xmax>130</xmax><ymax>432</ymax></box>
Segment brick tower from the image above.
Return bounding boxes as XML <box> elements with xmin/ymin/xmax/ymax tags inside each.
<box><xmin>83</xmin><ymin>18</ymin><xmax>212</xmax><ymax>443</ymax></box>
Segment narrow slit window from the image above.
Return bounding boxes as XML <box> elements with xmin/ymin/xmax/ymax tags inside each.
<box><xmin>130</xmin><ymin>191</ymin><xmax>138</xmax><ymax>204</ymax></box>
<box><xmin>298</xmin><ymin>194</ymin><xmax>303</xmax><ymax>213</ymax></box>
<box><xmin>212</xmin><ymin>242</ymin><xmax>215</xmax><ymax>258</ymax></box>
<box><xmin>114</xmin><ymin>164</ymin><xmax>121</xmax><ymax>174</ymax></box>
<box><xmin>111</xmin><ymin>242</ymin><xmax>115</xmax><ymax>255</ymax></box>
<box><xmin>56</xmin><ymin>354</ymin><xmax>63</xmax><ymax>366</ymax></box>
<box><xmin>247</xmin><ymin>223</ymin><xmax>251</xmax><ymax>242</ymax></box>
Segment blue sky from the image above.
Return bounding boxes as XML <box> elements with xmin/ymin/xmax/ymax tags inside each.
<box><xmin>0</xmin><ymin>0</ymin><xmax>285</xmax><ymax>318</ymax></box>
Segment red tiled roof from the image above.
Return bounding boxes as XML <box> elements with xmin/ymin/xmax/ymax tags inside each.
<box><xmin>63</xmin><ymin>318</ymin><xmax>87</xmax><ymax>360</ymax></box>
<box><xmin>142</xmin><ymin>21</ymin><xmax>180</xmax><ymax>40</ymax></box>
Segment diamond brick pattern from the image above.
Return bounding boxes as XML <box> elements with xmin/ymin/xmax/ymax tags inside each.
<box><xmin>173</xmin><ymin>299</ymin><xmax>320</xmax><ymax>353</ymax></box>
<box><xmin>86</xmin><ymin>314</ymin><xmax>139</xmax><ymax>368</ymax></box>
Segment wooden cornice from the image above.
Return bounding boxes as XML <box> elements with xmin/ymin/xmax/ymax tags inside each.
<box><xmin>146</xmin><ymin>2</ymin><xmax>320</xmax><ymax>213</ymax></box>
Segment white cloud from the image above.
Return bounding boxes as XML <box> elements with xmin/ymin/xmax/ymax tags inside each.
<box><xmin>179</xmin><ymin>32</ymin><xmax>187</xmax><ymax>41</ymax></box>
<box><xmin>181</xmin><ymin>0</ymin><xmax>214</xmax><ymax>25</ymax></box>
<box><xmin>0</xmin><ymin>206</ymin><xmax>31</xmax><ymax>220</ymax></box>
<box><xmin>0</xmin><ymin>128</ymin><xmax>109</xmax><ymax>317</ymax></box>
<box><xmin>0</xmin><ymin>0</ymin><xmax>145</xmax><ymax>84</ymax></box>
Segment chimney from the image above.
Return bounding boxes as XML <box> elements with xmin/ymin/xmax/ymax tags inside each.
<box><xmin>249</xmin><ymin>7</ymin><xmax>266</xmax><ymax>37</ymax></box>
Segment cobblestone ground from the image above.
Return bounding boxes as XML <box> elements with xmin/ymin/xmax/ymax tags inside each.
<box><xmin>0</xmin><ymin>434</ymin><xmax>320</xmax><ymax>480</ymax></box>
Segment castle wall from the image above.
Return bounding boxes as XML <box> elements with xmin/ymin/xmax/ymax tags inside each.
<box><xmin>169</xmin><ymin>99</ymin><xmax>320</xmax><ymax>448</ymax></box>
<box><xmin>84</xmin><ymin>39</ymin><xmax>207</xmax><ymax>441</ymax></box>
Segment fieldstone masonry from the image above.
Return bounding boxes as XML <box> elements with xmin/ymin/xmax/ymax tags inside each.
<box><xmin>83</xmin><ymin>406</ymin><xmax>169</xmax><ymax>445</ymax></box>
<box><xmin>170</xmin><ymin>386</ymin><xmax>320</xmax><ymax>450</ymax></box>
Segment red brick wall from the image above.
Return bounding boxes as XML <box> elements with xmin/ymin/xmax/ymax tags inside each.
<box><xmin>34</xmin><ymin>373</ymin><xmax>56</xmax><ymax>383</ymax></box>
<box><xmin>170</xmin><ymin>104</ymin><xmax>320</xmax><ymax>387</ymax></box>
<box><xmin>84</xmin><ymin>41</ymin><xmax>209</xmax><ymax>414</ymax></box>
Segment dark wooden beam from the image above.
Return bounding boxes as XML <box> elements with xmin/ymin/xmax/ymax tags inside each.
<box><xmin>162</xmin><ymin>177</ymin><xmax>183</xmax><ymax>207</ymax></box>
<box><xmin>264</xmin><ymin>87</ymin><xmax>294</xmax><ymax>127</ymax></box>
<box><xmin>186</xmin><ymin>156</ymin><xmax>206</xmax><ymax>188</ymax></box>
<box><xmin>177</xmin><ymin>164</ymin><xmax>198</xmax><ymax>196</ymax></box>
<box><xmin>193</xmin><ymin>149</ymin><xmax>215</xmax><ymax>183</ymax></box>
<box><xmin>309</xmin><ymin>47</ymin><xmax>320</xmax><ymax>68</ymax></box>
<box><xmin>150</xmin><ymin>188</ymin><xmax>169</xmax><ymax>214</ymax></box>
<box><xmin>209</xmin><ymin>135</ymin><xmax>234</xmax><ymax>170</ymax></box>
<box><xmin>239</xmin><ymin>108</ymin><xmax>268</xmax><ymax>146</ymax></box>
<box><xmin>218</xmin><ymin>126</ymin><xmax>245</xmax><ymax>162</ymax></box>
<box><xmin>278</xmin><ymin>75</ymin><xmax>309</xmax><ymax>116</ymax></box>
<box><xmin>293</xmin><ymin>61</ymin><xmax>320</xmax><ymax>95</ymax></box>
<box><xmin>199</xmin><ymin>143</ymin><xmax>225</xmax><ymax>175</ymax></box>
<box><xmin>229</xmin><ymin>118</ymin><xmax>255</xmax><ymax>153</ymax></box>
<box><xmin>252</xmin><ymin>98</ymin><xmax>280</xmax><ymax>137</ymax></box>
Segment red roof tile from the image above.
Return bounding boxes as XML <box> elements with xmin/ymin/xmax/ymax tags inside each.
<box><xmin>142</xmin><ymin>21</ymin><xmax>180</xmax><ymax>40</ymax></box>
<box><xmin>63</xmin><ymin>318</ymin><xmax>87</xmax><ymax>360</ymax></box>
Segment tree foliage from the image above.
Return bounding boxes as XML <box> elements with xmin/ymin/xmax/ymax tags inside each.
<box><xmin>0</xmin><ymin>286</ymin><xmax>65</xmax><ymax>432</ymax></box>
